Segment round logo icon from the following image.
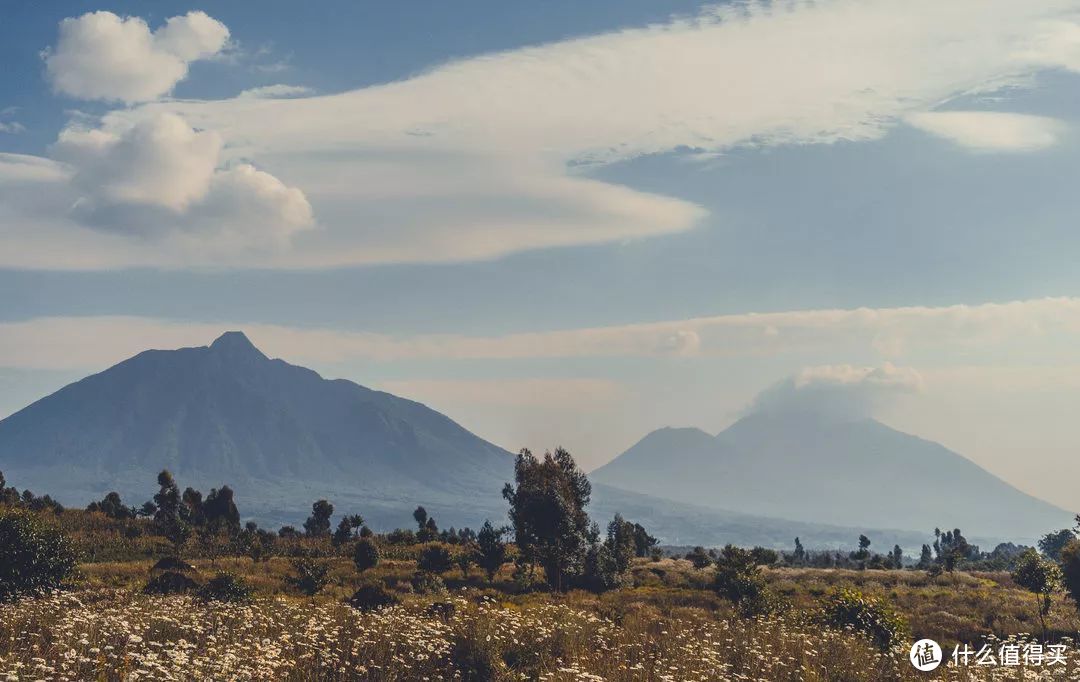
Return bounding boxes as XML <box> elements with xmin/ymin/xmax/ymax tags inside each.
<box><xmin>909</xmin><ymin>639</ymin><xmax>943</xmax><ymax>672</ymax></box>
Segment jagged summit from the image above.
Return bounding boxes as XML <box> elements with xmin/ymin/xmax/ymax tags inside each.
<box><xmin>208</xmin><ymin>331</ymin><xmax>266</xmax><ymax>360</ymax></box>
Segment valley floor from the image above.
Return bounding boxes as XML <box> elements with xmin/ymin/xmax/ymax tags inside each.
<box><xmin>5</xmin><ymin>558</ymin><xmax>1080</xmax><ymax>680</ymax></box>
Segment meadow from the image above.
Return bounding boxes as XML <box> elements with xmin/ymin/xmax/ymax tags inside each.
<box><xmin>5</xmin><ymin>552</ymin><xmax>1080</xmax><ymax>681</ymax></box>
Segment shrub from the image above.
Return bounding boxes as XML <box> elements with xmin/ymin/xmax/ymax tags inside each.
<box><xmin>0</xmin><ymin>509</ymin><xmax>77</xmax><ymax>601</ymax></box>
<box><xmin>713</xmin><ymin>545</ymin><xmax>775</xmax><ymax>617</ymax></box>
<box><xmin>144</xmin><ymin>571</ymin><xmax>199</xmax><ymax>595</ymax></box>
<box><xmin>449</xmin><ymin>630</ymin><xmax>504</xmax><ymax>681</ymax></box>
<box><xmin>353</xmin><ymin>538</ymin><xmax>380</xmax><ymax>573</ymax></box>
<box><xmin>348</xmin><ymin>583</ymin><xmax>399</xmax><ymax>612</ymax></box>
<box><xmin>821</xmin><ymin>588</ymin><xmax>909</xmax><ymax>650</ymax></box>
<box><xmin>418</xmin><ymin>544</ymin><xmax>454</xmax><ymax>574</ymax></box>
<box><xmin>685</xmin><ymin>546</ymin><xmax>713</xmax><ymax>569</ymax></box>
<box><xmin>286</xmin><ymin>557</ymin><xmax>331</xmax><ymax>597</ymax></box>
<box><xmin>151</xmin><ymin>557</ymin><xmax>196</xmax><ymax>572</ymax></box>
<box><xmin>198</xmin><ymin>572</ymin><xmax>253</xmax><ymax>603</ymax></box>
<box><xmin>411</xmin><ymin>570</ymin><xmax>447</xmax><ymax>595</ymax></box>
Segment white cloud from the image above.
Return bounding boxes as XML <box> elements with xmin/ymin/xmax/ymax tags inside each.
<box><xmin>748</xmin><ymin>363</ymin><xmax>924</xmax><ymax>420</ymax></box>
<box><xmin>44</xmin><ymin>11</ymin><xmax>229</xmax><ymax>103</ymax></box>
<box><xmin>4</xmin><ymin>113</ymin><xmax>314</xmax><ymax>259</ymax></box>
<box><xmin>237</xmin><ymin>84</ymin><xmax>313</xmax><ymax>99</ymax></box>
<box><xmin>907</xmin><ymin>111</ymin><xmax>1067</xmax><ymax>151</ymax></box>
<box><xmin>53</xmin><ymin>112</ymin><xmax>222</xmax><ymax>212</ymax></box>
<box><xmin>0</xmin><ymin>122</ymin><xmax>25</xmax><ymax>134</ymax></box>
<box><xmin>4</xmin><ymin>297</ymin><xmax>1080</xmax><ymax>370</ymax></box>
<box><xmin>10</xmin><ymin>0</ymin><xmax>1080</xmax><ymax>268</ymax></box>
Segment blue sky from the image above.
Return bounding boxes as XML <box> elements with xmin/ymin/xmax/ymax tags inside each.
<box><xmin>4</xmin><ymin>1</ymin><xmax>1080</xmax><ymax>509</ymax></box>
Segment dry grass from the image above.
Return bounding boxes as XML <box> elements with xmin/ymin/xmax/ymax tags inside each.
<box><xmin>7</xmin><ymin>555</ymin><xmax>1080</xmax><ymax>680</ymax></box>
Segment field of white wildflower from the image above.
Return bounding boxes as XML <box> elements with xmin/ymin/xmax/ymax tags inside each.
<box><xmin>6</xmin><ymin>585</ymin><xmax>1075</xmax><ymax>681</ymax></box>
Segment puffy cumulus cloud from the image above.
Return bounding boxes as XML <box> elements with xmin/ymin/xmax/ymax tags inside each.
<box><xmin>0</xmin><ymin>113</ymin><xmax>314</xmax><ymax>262</ymax></box>
<box><xmin>907</xmin><ymin>111</ymin><xmax>1067</xmax><ymax>151</ymax></box>
<box><xmin>748</xmin><ymin>363</ymin><xmax>924</xmax><ymax>421</ymax></box>
<box><xmin>44</xmin><ymin>11</ymin><xmax>229</xmax><ymax>103</ymax></box>
<box><xmin>52</xmin><ymin>112</ymin><xmax>222</xmax><ymax>213</ymax></box>
<box><xmin>13</xmin><ymin>0</ymin><xmax>1080</xmax><ymax>268</ymax></box>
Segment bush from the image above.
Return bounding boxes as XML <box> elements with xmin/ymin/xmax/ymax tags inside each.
<box><xmin>353</xmin><ymin>538</ymin><xmax>380</xmax><ymax>573</ymax></box>
<box><xmin>0</xmin><ymin>509</ymin><xmax>77</xmax><ymax>601</ymax></box>
<box><xmin>418</xmin><ymin>544</ymin><xmax>454</xmax><ymax>574</ymax></box>
<box><xmin>151</xmin><ymin>557</ymin><xmax>196</xmax><ymax>573</ymax></box>
<box><xmin>713</xmin><ymin>545</ymin><xmax>775</xmax><ymax>617</ymax></box>
<box><xmin>348</xmin><ymin>583</ymin><xmax>400</xmax><ymax>612</ymax></box>
<box><xmin>286</xmin><ymin>557</ymin><xmax>331</xmax><ymax>597</ymax></box>
<box><xmin>198</xmin><ymin>572</ymin><xmax>253</xmax><ymax>603</ymax></box>
<box><xmin>144</xmin><ymin>571</ymin><xmax>199</xmax><ymax>595</ymax></box>
<box><xmin>821</xmin><ymin>588</ymin><xmax>909</xmax><ymax>650</ymax></box>
<box><xmin>449</xmin><ymin>630</ymin><xmax>504</xmax><ymax>681</ymax></box>
<box><xmin>411</xmin><ymin>570</ymin><xmax>447</xmax><ymax>595</ymax></box>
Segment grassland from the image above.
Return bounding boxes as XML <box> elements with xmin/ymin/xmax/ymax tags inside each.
<box><xmin>5</xmin><ymin>553</ymin><xmax>1080</xmax><ymax>680</ymax></box>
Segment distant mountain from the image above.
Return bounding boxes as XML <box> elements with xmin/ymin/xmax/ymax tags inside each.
<box><xmin>590</xmin><ymin>412</ymin><xmax>1072</xmax><ymax>542</ymax></box>
<box><xmin>0</xmin><ymin>333</ymin><xmax>1053</xmax><ymax>548</ymax></box>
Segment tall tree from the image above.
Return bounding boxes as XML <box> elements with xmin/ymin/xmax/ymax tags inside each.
<box><xmin>303</xmin><ymin>500</ymin><xmax>334</xmax><ymax>538</ymax></box>
<box><xmin>476</xmin><ymin>520</ymin><xmax>508</xmax><ymax>582</ymax></box>
<box><xmin>502</xmin><ymin>447</ymin><xmax>592</xmax><ymax>591</ymax></box>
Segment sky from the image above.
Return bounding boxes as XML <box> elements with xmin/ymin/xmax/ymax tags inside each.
<box><xmin>3</xmin><ymin>1</ymin><xmax>1080</xmax><ymax>510</ymax></box>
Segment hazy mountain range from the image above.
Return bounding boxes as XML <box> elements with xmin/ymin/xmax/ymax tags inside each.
<box><xmin>591</xmin><ymin>413</ymin><xmax>1070</xmax><ymax>540</ymax></box>
<box><xmin>0</xmin><ymin>332</ymin><xmax>1068</xmax><ymax>547</ymax></box>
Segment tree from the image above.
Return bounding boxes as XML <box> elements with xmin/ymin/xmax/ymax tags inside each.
<box><xmin>332</xmin><ymin>518</ymin><xmax>354</xmax><ymax>548</ymax></box>
<box><xmin>413</xmin><ymin>506</ymin><xmax>429</xmax><ymax>529</ymax></box>
<box><xmin>1057</xmin><ymin>539</ymin><xmax>1080</xmax><ymax>614</ymax></box>
<box><xmin>1039</xmin><ymin>528</ymin><xmax>1076</xmax><ymax>562</ymax></box>
<box><xmin>153</xmin><ymin>470</ymin><xmax>190</xmax><ymax>555</ymax></box>
<box><xmin>0</xmin><ymin>509</ymin><xmax>77</xmax><ymax>601</ymax></box>
<box><xmin>203</xmin><ymin>486</ymin><xmax>240</xmax><ymax>533</ymax></box>
<box><xmin>792</xmin><ymin>537</ymin><xmax>806</xmax><ymax>565</ymax></box>
<box><xmin>502</xmin><ymin>447</ymin><xmax>592</xmax><ymax>591</ymax></box>
<box><xmin>713</xmin><ymin>545</ymin><xmax>773</xmax><ymax>617</ymax></box>
<box><xmin>750</xmin><ymin>547</ymin><xmax>779</xmax><ymax>566</ymax></box>
<box><xmin>456</xmin><ymin>543</ymin><xmax>477</xmax><ymax>578</ymax></box>
<box><xmin>182</xmin><ymin>487</ymin><xmax>205</xmax><ymax>526</ymax></box>
<box><xmin>418</xmin><ymin>544</ymin><xmax>454</xmax><ymax>574</ymax></box>
<box><xmin>917</xmin><ymin>544</ymin><xmax>934</xmax><ymax>570</ymax></box>
<box><xmin>933</xmin><ymin>528</ymin><xmax>974</xmax><ymax>572</ymax></box>
<box><xmin>352</xmin><ymin>538</ymin><xmax>379</xmax><ymax>574</ymax></box>
<box><xmin>286</xmin><ymin>557</ymin><xmax>331</xmax><ymax>597</ymax></box>
<box><xmin>890</xmin><ymin>545</ymin><xmax>904</xmax><ymax>569</ymax></box>
<box><xmin>630</xmin><ymin>523</ymin><xmax>658</xmax><ymax>558</ymax></box>
<box><xmin>1012</xmin><ymin>548</ymin><xmax>1060</xmax><ymax>638</ymax></box>
<box><xmin>583</xmin><ymin>514</ymin><xmax>637</xmax><ymax>591</ymax></box>
<box><xmin>685</xmin><ymin>546</ymin><xmax>712</xmax><ymax>569</ymax></box>
<box><xmin>303</xmin><ymin>500</ymin><xmax>334</xmax><ymax>538</ymax></box>
<box><xmin>87</xmin><ymin>491</ymin><xmax>135</xmax><ymax>520</ymax></box>
<box><xmin>476</xmin><ymin>520</ymin><xmax>508</xmax><ymax>582</ymax></box>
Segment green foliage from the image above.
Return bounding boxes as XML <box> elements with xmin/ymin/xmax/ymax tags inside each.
<box><xmin>1011</xmin><ymin>547</ymin><xmax>1060</xmax><ymax>637</ymax></box>
<box><xmin>418</xmin><ymin>543</ymin><xmax>454</xmax><ymax>574</ymax></box>
<box><xmin>685</xmin><ymin>546</ymin><xmax>713</xmax><ymax>569</ymax></box>
<box><xmin>1039</xmin><ymin>528</ymin><xmax>1076</xmax><ymax>562</ymax></box>
<box><xmin>303</xmin><ymin>500</ymin><xmax>334</xmax><ymax>538</ymax></box>
<box><xmin>713</xmin><ymin>545</ymin><xmax>775</xmax><ymax>617</ymax></box>
<box><xmin>1057</xmin><ymin>539</ymin><xmax>1080</xmax><ymax>614</ymax></box>
<box><xmin>199</xmin><ymin>572</ymin><xmax>253</xmax><ymax>603</ymax></box>
<box><xmin>502</xmin><ymin>447</ymin><xmax>592</xmax><ymax>591</ymax></box>
<box><xmin>286</xmin><ymin>557</ymin><xmax>331</xmax><ymax>597</ymax></box>
<box><xmin>410</xmin><ymin>570</ymin><xmax>447</xmax><ymax>595</ymax></box>
<box><xmin>143</xmin><ymin>571</ymin><xmax>199</xmax><ymax>595</ymax></box>
<box><xmin>348</xmin><ymin>583</ymin><xmax>399</xmax><ymax>612</ymax></box>
<box><xmin>476</xmin><ymin>520</ymin><xmax>508</xmax><ymax>581</ymax></box>
<box><xmin>582</xmin><ymin>514</ymin><xmax>638</xmax><ymax>592</ymax></box>
<box><xmin>821</xmin><ymin>589</ymin><xmax>909</xmax><ymax>651</ymax></box>
<box><xmin>0</xmin><ymin>509</ymin><xmax>77</xmax><ymax>601</ymax></box>
<box><xmin>352</xmin><ymin>538</ymin><xmax>380</xmax><ymax>573</ymax></box>
<box><xmin>87</xmin><ymin>492</ymin><xmax>135</xmax><ymax>520</ymax></box>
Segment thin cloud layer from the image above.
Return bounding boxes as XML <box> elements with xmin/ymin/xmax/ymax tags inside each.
<box><xmin>44</xmin><ymin>11</ymin><xmax>230</xmax><ymax>103</ymax></box>
<box><xmin>3</xmin><ymin>297</ymin><xmax>1080</xmax><ymax>370</ymax></box>
<box><xmin>747</xmin><ymin>363</ymin><xmax>924</xmax><ymax>421</ymax></box>
<box><xmin>907</xmin><ymin>111</ymin><xmax>1067</xmax><ymax>151</ymax></box>
<box><xmin>7</xmin><ymin>0</ymin><xmax>1080</xmax><ymax>267</ymax></box>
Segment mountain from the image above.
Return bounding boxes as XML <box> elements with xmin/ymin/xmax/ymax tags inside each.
<box><xmin>590</xmin><ymin>411</ymin><xmax>1072</xmax><ymax>542</ymax></box>
<box><xmin>0</xmin><ymin>332</ymin><xmax>1055</xmax><ymax>548</ymax></box>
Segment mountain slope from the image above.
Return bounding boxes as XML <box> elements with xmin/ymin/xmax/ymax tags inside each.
<box><xmin>590</xmin><ymin>412</ymin><xmax>1071</xmax><ymax>541</ymax></box>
